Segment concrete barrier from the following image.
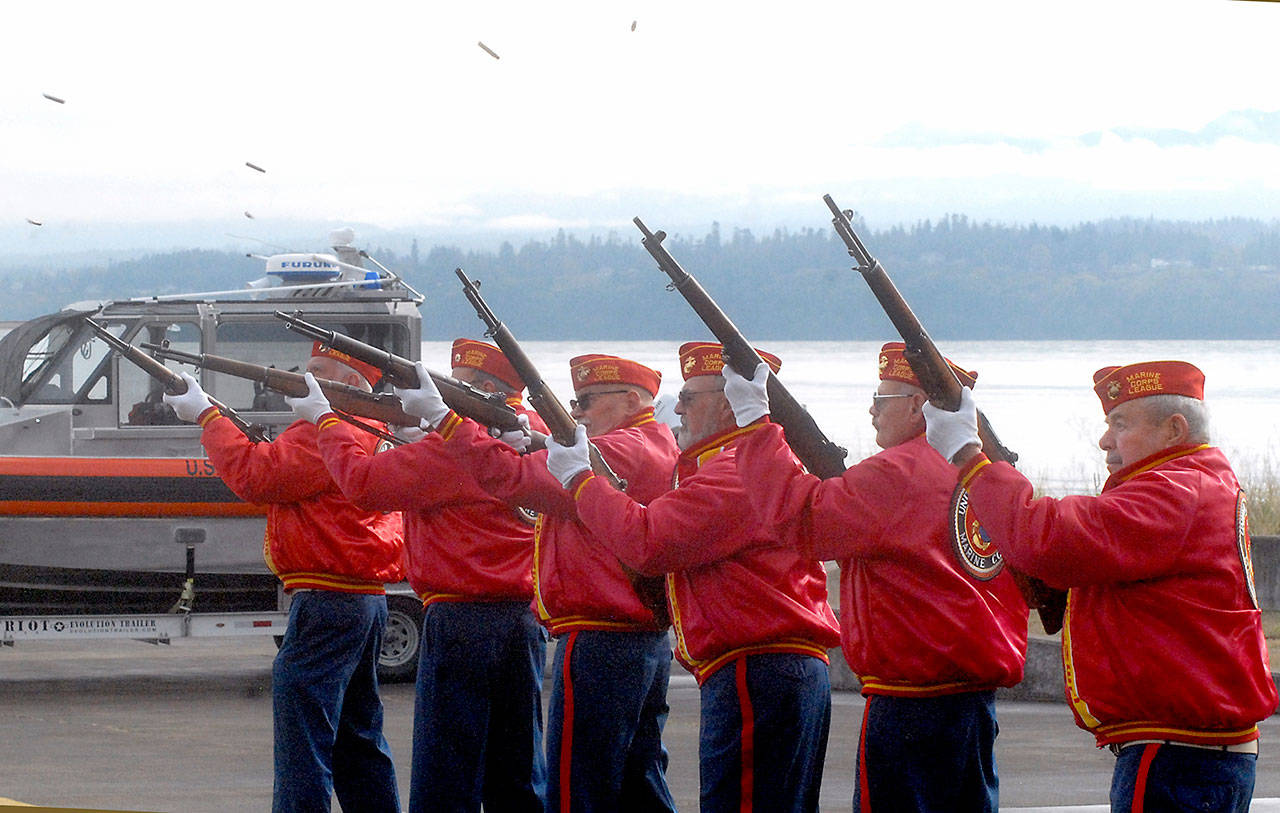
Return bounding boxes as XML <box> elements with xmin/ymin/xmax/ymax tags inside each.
<box><xmin>1254</xmin><ymin>535</ymin><xmax>1280</xmax><ymax>612</ymax></box>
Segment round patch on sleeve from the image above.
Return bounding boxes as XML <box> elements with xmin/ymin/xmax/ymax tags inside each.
<box><xmin>1236</xmin><ymin>490</ymin><xmax>1259</xmax><ymax>610</ymax></box>
<box><xmin>950</xmin><ymin>482</ymin><xmax>1004</xmax><ymax>580</ymax></box>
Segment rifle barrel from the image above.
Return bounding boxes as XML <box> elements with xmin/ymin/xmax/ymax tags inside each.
<box><xmin>270</xmin><ymin>310</ymin><xmax>527</xmax><ymax>434</ymax></box>
<box><xmin>454</xmin><ymin>268</ymin><xmax>623</xmax><ymax>488</ymax></box>
<box><xmin>633</xmin><ymin>217</ymin><xmax>848</xmax><ymax>479</ymax></box>
<box><xmin>84</xmin><ymin>318</ymin><xmax>266</xmax><ymax>442</ymax></box>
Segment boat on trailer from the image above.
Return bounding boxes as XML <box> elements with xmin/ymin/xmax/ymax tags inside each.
<box><xmin>0</xmin><ymin>230</ymin><xmax>426</xmax><ymax>680</ymax></box>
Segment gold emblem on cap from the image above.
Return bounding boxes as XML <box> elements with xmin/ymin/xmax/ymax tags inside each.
<box><xmin>683</xmin><ymin>356</ymin><xmax>698</xmax><ymax>374</ymax></box>
<box><xmin>878</xmin><ymin>354</ymin><xmax>889</xmax><ymax>371</ymax></box>
<box><xmin>1107</xmin><ymin>381</ymin><xmax>1122</xmax><ymax>400</ymax></box>
<box><xmin>576</xmin><ymin>366</ymin><xmax>590</xmax><ymax>382</ymax></box>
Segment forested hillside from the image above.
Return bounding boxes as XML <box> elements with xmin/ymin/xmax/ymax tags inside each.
<box><xmin>3</xmin><ymin>216</ymin><xmax>1279</xmax><ymax>339</ymax></box>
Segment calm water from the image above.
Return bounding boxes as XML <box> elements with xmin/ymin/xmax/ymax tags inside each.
<box><xmin>424</xmin><ymin>339</ymin><xmax>1280</xmax><ymax>496</ymax></box>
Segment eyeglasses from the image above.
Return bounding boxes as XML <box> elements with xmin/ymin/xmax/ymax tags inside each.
<box><xmin>870</xmin><ymin>393</ymin><xmax>914</xmax><ymax>408</ymax></box>
<box><xmin>569</xmin><ymin>390</ymin><xmax>630</xmax><ymax>411</ymax></box>
<box><xmin>677</xmin><ymin>386</ymin><xmax>725</xmax><ymax>405</ymax></box>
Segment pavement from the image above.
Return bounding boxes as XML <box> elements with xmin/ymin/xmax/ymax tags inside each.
<box><xmin>1</xmin><ymin>637</ymin><xmax>1279</xmax><ymax>812</ymax></box>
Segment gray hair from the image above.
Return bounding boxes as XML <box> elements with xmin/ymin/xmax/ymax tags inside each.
<box><xmin>1141</xmin><ymin>394</ymin><xmax>1211</xmax><ymax>444</ymax></box>
<box><xmin>468</xmin><ymin>369</ymin><xmax>521</xmax><ymax>397</ymax></box>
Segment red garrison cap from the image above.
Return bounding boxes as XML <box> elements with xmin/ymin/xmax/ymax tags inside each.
<box><xmin>451</xmin><ymin>338</ymin><xmax>523</xmax><ymax>391</ymax></box>
<box><xmin>311</xmin><ymin>341</ymin><xmax>381</xmax><ymax>387</ymax></box>
<box><xmin>877</xmin><ymin>342</ymin><xmax>977</xmax><ymax>389</ymax></box>
<box><xmin>678</xmin><ymin>341</ymin><xmax>781</xmax><ymax>381</ymax></box>
<box><xmin>1092</xmin><ymin>360</ymin><xmax>1205</xmax><ymax>414</ymax></box>
<box><xmin>568</xmin><ymin>354</ymin><xmax>662</xmax><ymax>396</ymax></box>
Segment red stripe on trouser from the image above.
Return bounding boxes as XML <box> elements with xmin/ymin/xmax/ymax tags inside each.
<box><xmin>1131</xmin><ymin>743</ymin><xmax>1160</xmax><ymax>813</ymax></box>
<box><xmin>736</xmin><ymin>659</ymin><xmax>755</xmax><ymax>811</ymax></box>
<box><xmin>559</xmin><ymin>631</ymin><xmax>578</xmax><ymax>813</ymax></box>
<box><xmin>858</xmin><ymin>697</ymin><xmax>872</xmax><ymax>813</ymax></box>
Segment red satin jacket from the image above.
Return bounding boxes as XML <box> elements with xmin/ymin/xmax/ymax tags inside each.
<box><xmin>569</xmin><ymin>421</ymin><xmax>840</xmax><ymax>683</ymax></box>
<box><xmin>961</xmin><ymin>443</ymin><xmax>1278</xmax><ymax>746</ymax></box>
<box><xmin>736</xmin><ymin>422</ymin><xmax>1029</xmax><ymax>697</ymax></box>
<box><xmin>200</xmin><ymin>409</ymin><xmax>404</xmax><ymax>594</ymax></box>
<box><xmin>315</xmin><ymin>401</ymin><xmax>548</xmax><ymax>606</ymax></box>
<box><xmin>434</xmin><ymin>407</ymin><xmax>679</xmax><ymax>633</ymax></box>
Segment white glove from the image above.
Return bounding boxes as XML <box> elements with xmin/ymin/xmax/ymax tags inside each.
<box><xmin>494</xmin><ymin>413</ymin><xmax>532</xmax><ymax>453</ymax></box>
<box><xmin>285</xmin><ymin>372</ymin><xmax>334</xmax><ymax>424</ymax></box>
<box><xmin>395</xmin><ymin>361</ymin><xmax>450</xmax><ymax>427</ymax></box>
<box><xmin>163</xmin><ymin>372</ymin><xmax>214</xmax><ymax>423</ymax></box>
<box><xmin>722</xmin><ymin>361</ymin><xmax>770</xmax><ymax>427</ymax></box>
<box><xmin>922</xmin><ymin>386</ymin><xmax>982</xmax><ymax>462</ymax></box>
<box><xmin>545</xmin><ymin>423</ymin><xmax>591</xmax><ymax>489</ymax></box>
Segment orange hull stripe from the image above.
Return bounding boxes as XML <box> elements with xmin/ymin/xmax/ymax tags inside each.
<box><xmin>0</xmin><ymin>458</ymin><xmax>223</xmax><ymax>477</ymax></box>
<box><xmin>0</xmin><ymin>500</ymin><xmax>264</xmax><ymax>517</ymax></box>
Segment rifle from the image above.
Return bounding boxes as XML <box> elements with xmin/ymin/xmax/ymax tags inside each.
<box><xmin>83</xmin><ymin>317</ymin><xmax>268</xmax><ymax>443</ymax></box>
<box><xmin>272</xmin><ymin>310</ymin><xmax>538</xmax><ymax>442</ymax></box>
<box><xmin>633</xmin><ymin>217</ymin><xmax>849</xmax><ymax>480</ymax></box>
<box><xmin>823</xmin><ymin>194</ymin><xmax>1067</xmax><ymax>633</ymax></box>
<box><xmin>141</xmin><ymin>343</ymin><xmax>411</xmax><ymax>446</ymax></box>
<box><xmin>454</xmin><ymin>268</ymin><xmax>624</xmax><ymax>490</ymax></box>
<box><xmin>454</xmin><ymin>268</ymin><xmax>672</xmax><ymax>626</ymax></box>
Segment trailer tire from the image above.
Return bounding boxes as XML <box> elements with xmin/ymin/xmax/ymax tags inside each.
<box><xmin>378</xmin><ymin>595</ymin><xmax>423</xmax><ymax>683</ymax></box>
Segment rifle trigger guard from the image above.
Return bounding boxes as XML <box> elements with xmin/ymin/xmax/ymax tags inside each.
<box><xmin>665</xmin><ymin>282</ymin><xmax>676</xmax><ymax>292</ymax></box>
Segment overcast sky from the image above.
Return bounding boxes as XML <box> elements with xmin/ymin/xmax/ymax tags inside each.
<box><xmin>4</xmin><ymin>0</ymin><xmax>1280</xmax><ymax>252</ymax></box>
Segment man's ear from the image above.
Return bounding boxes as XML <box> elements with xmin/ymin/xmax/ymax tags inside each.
<box><xmin>1166</xmin><ymin>412</ymin><xmax>1191</xmax><ymax>446</ymax></box>
<box><xmin>908</xmin><ymin>391</ymin><xmax>927</xmax><ymax>417</ymax></box>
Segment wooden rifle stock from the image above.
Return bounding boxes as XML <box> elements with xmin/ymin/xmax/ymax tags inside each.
<box><xmin>271</xmin><ymin>310</ymin><xmax>534</xmax><ymax>439</ymax></box>
<box><xmin>633</xmin><ymin>217</ymin><xmax>848</xmax><ymax>480</ymax></box>
<box><xmin>84</xmin><ymin>317</ymin><xmax>267</xmax><ymax>443</ymax></box>
<box><xmin>454</xmin><ymin>269</ymin><xmax>622</xmax><ymax>489</ymax></box>
<box><xmin>141</xmin><ymin>344</ymin><xmax>418</xmax><ymax>444</ymax></box>
<box><xmin>824</xmin><ymin>194</ymin><xmax>1066</xmax><ymax>633</ymax></box>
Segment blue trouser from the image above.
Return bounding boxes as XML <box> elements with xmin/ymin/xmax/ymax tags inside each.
<box><xmin>699</xmin><ymin>652</ymin><xmax>831</xmax><ymax>813</ymax></box>
<box><xmin>1110</xmin><ymin>742</ymin><xmax>1257</xmax><ymax>812</ymax></box>
<box><xmin>409</xmin><ymin>600</ymin><xmax>548</xmax><ymax>813</ymax></box>
<box><xmin>272</xmin><ymin>591</ymin><xmax>399</xmax><ymax>813</ymax></box>
<box><xmin>855</xmin><ymin>690</ymin><xmax>999</xmax><ymax>813</ymax></box>
<box><xmin>545</xmin><ymin>629</ymin><xmax>676</xmax><ymax>813</ymax></box>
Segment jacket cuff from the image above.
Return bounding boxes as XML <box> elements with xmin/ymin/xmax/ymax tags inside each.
<box><xmin>197</xmin><ymin>405</ymin><xmax>222</xmax><ymax>428</ymax></box>
<box><xmin>315</xmin><ymin>412</ymin><xmax>342</xmax><ymax>432</ymax></box>
<box><xmin>958</xmin><ymin>452</ymin><xmax>992</xmax><ymax>489</ymax></box>
<box><xmin>568</xmin><ymin>471</ymin><xmax>597</xmax><ymax>499</ymax></box>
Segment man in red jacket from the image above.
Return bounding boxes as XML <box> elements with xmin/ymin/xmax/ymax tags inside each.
<box><xmin>397</xmin><ymin>353</ymin><xmax>680</xmax><ymax>813</ymax></box>
<box><xmin>165</xmin><ymin>343</ymin><xmax>405</xmax><ymax>813</ymax></box>
<box><xmin>297</xmin><ymin>339</ymin><xmax>550</xmax><ymax>812</ymax></box>
<box><xmin>544</xmin><ymin>342</ymin><xmax>841</xmax><ymax>812</ymax></box>
<box><xmin>722</xmin><ymin>343</ymin><xmax>1029</xmax><ymax>813</ymax></box>
<box><xmin>923</xmin><ymin>359</ymin><xmax>1278</xmax><ymax>812</ymax></box>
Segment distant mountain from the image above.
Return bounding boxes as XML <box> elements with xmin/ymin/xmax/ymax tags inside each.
<box><xmin>2</xmin><ymin>216</ymin><xmax>1278</xmax><ymax>340</ymax></box>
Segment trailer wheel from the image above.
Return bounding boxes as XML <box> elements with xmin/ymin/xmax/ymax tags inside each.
<box><xmin>379</xmin><ymin>595</ymin><xmax>423</xmax><ymax>683</ymax></box>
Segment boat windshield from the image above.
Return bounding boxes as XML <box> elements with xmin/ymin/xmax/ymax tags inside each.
<box><xmin>11</xmin><ymin>316</ymin><xmax>115</xmax><ymax>405</ymax></box>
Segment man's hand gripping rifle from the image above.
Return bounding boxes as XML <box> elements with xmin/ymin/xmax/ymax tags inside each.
<box><xmin>633</xmin><ymin>217</ymin><xmax>848</xmax><ymax>480</ymax></box>
<box><xmin>824</xmin><ymin>194</ymin><xmax>1067</xmax><ymax>633</ymax></box>
<box><xmin>272</xmin><ymin>310</ymin><xmax>539</xmax><ymax>447</ymax></box>
<box><xmin>83</xmin><ymin>317</ymin><xmax>267</xmax><ymax>442</ymax></box>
